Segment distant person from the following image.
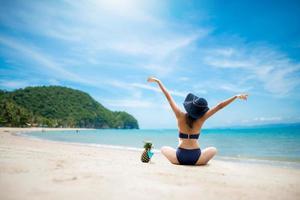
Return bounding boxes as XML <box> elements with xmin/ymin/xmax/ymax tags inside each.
<box><xmin>147</xmin><ymin>77</ymin><xmax>248</xmax><ymax>165</ymax></box>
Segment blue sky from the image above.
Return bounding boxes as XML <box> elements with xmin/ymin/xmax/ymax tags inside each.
<box><xmin>0</xmin><ymin>0</ymin><xmax>300</xmax><ymax>128</ymax></box>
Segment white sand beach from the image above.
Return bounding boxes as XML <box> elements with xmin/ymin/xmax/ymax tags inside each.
<box><xmin>0</xmin><ymin>128</ymin><xmax>299</xmax><ymax>200</ymax></box>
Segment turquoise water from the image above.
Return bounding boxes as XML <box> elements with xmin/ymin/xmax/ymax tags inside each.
<box><xmin>24</xmin><ymin>125</ymin><xmax>300</xmax><ymax>164</ymax></box>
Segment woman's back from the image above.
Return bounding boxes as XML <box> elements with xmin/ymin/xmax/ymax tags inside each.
<box><xmin>177</xmin><ymin>113</ymin><xmax>204</xmax><ymax>133</ymax></box>
<box><xmin>177</xmin><ymin>113</ymin><xmax>205</xmax><ymax>149</ymax></box>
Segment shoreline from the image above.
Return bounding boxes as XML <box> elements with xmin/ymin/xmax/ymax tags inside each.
<box><xmin>19</xmin><ymin>128</ymin><xmax>300</xmax><ymax>169</ymax></box>
<box><xmin>1</xmin><ymin>127</ymin><xmax>300</xmax><ymax>200</ymax></box>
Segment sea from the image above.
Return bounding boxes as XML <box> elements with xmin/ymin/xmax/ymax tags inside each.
<box><xmin>22</xmin><ymin>124</ymin><xmax>300</xmax><ymax>167</ymax></box>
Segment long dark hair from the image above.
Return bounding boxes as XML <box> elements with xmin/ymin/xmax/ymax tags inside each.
<box><xmin>185</xmin><ymin>113</ymin><xmax>197</xmax><ymax>129</ymax></box>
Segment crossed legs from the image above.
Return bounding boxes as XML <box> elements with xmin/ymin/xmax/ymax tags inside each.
<box><xmin>160</xmin><ymin>146</ymin><xmax>217</xmax><ymax>165</ymax></box>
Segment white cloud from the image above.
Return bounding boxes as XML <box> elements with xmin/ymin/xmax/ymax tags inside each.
<box><xmin>0</xmin><ymin>35</ymin><xmax>130</xmax><ymax>92</ymax></box>
<box><xmin>131</xmin><ymin>83</ymin><xmax>187</xmax><ymax>97</ymax></box>
<box><xmin>65</xmin><ymin>0</ymin><xmax>159</xmax><ymax>24</ymax></box>
<box><xmin>192</xmin><ymin>80</ymin><xmax>248</xmax><ymax>94</ymax></box>
<box><xmin>178</xmin><ymin>77</ymin><xmax>190</xmax><ymax>81</ymax></box>
<box><xmin>103</xmin><ymin>99</ymin><xmax>154</xmax><ymax>108</ymax></box>
<box><xmin>0</xmin><ymin>0</ymin><xmax>209</xmax><ymax>78</ymax></box>
<box><xmin>0</xmin><ymin>34</ymin><xmax>187</xmax><ymax>99</ymax></box>
<box><xmin>219</xmin><ymin>83</ymin><xmax>252</xmax><ymax>93</ymax></box>
<box><xmin>131</xmin><ymin>83</ymin><xmax>161</xmax><ymax>92</ymax></box>
<box><xmin>110</xmin><ymin>33</ymin><xmax>201</xmax><ymax>58</ymax></box>
<box><xmin>253</xmin><ymin>116</ymin><xmax>282</xmax><ymax>122</ymax></box>
<box><xmin>241</xmin><ymin>116</ymin><xmax>285</xmax><ymax>125</ymax></box>
<box><xmin>204</xmin><ymin>58</ymin><xmax>251</xmax><ymax>68</ymax></box>
<box><xmin>0</xmin><ymin>80</ymin><xmax>30</xmax><ymax>89</ymax></box>
<box><xmin>0</xmin><ymin>35</ymin><xmax>87</xmax><ymax>84</ymax></box>
<box><xmin>48</xmin><ymin>79</ymin><xmax>60</xmax><ymax>85</ymax></box>
<box><xmin>203</xmin><ymin>45</ymin><xmax>300</xmax><ymax>95</ymax></box>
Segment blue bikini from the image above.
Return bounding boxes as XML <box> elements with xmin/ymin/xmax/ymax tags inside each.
<box><xmin>176</xmin><ymin>132</ymin><xmax>201</xmax><ymax>165</ymax></box>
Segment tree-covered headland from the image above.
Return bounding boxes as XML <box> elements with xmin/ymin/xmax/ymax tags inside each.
<box><xmin>0</xmin><ymin>86</ymin><xmax>139</xmax><ymax>129</ymax></box>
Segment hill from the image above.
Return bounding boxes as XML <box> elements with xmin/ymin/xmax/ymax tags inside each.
<box><xmin>0</xmin><ymin>86</ymin><xmax>139</xmax><ymax>129</ymax></box>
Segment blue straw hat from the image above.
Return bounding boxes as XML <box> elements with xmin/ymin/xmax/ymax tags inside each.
<box><xmin>183</xmin><ymin>93</ymin><xmax>209</xmax><ymax>119</ymax></box>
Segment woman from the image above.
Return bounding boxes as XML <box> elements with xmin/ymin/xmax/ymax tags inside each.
<box><xmin>147</xmin><ymin>77</ymin><xmax>248</xmax><ymax>165</ymax></box>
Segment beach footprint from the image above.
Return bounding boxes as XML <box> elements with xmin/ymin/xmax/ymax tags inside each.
<box><xmin>55</xmin><ymin>160</ymin><xmax>66</xmax><ymax>169</ymax></box>
<box><xmin>52</xmin><ymin>176</ymin><xmax>77</xmax><ymax>183</ymax></box>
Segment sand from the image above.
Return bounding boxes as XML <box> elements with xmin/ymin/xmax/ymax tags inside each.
<box><xmin>0</xmin><ymin>127</ymin><xmax>299</xmax><ymax>200</ymax></box>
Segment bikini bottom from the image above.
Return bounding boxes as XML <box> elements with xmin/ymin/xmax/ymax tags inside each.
<box><xmin>176</xmin><ymin>147</ymin><xmax>201</xmax><ymax>165</ymax></box>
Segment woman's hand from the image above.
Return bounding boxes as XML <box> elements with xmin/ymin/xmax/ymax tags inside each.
<box><xmin>236</xmin><ymin>94</ymin><xmax>248</xmax><ymax>100</ymax></box>
<box><xmin>147</xmin><ymin>76</ymin><xmax>160</xmax><ymax>83</ymax></box>
<box><xmin>147</xmin><ymin>76</ymin><xmax>182</xmax><ymax>118</ymax></box>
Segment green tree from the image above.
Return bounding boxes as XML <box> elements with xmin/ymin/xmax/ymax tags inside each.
<box><xmin>0</xmin><ymin>86</ymin><xmax>139</xmax><ymax>128</ymax></box>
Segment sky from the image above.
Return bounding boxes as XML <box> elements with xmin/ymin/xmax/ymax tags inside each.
<box><xmin>0</xmin><ymin>0</ymin><xmax>300</xmax><ymax>128</ymax></box>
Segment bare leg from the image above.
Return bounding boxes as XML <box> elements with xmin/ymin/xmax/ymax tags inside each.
<box><xmin>196</xmin><ymin>147</ymin><xmax>217</xmax><ymax>165</ymax></box>
<box><xmin>160</xmin><ymin>146</ymin><xmax>179</xmax><ymax>165</ymax></box>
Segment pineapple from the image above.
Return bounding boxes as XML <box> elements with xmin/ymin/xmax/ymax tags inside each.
<box><xmin>141</xmin><ymin>141</ymin><xmax>154</xmax><ymax>163</ymax></box>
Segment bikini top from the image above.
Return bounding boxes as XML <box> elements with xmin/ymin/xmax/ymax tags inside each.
<box><xmin>179</xmin><ymin>132</ymin><xmax>200</xmax><ymax>139</ymax></box>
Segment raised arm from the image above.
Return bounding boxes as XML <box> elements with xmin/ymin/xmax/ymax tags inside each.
<box><xmin>147</xmin><ymin>77</ymin><xmax>182</xmax><ymax>118</ymax></box>
<box><xmin>203</xmin><ymin>94</ymin><xmax>248</xmax><ymax>120</ymax></box>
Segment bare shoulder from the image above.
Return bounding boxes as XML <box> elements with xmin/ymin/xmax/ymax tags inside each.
<box><xmin>176</xmin><ymin>111</ymin><xmax>186</xmax><ymax>120</ymax></box>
